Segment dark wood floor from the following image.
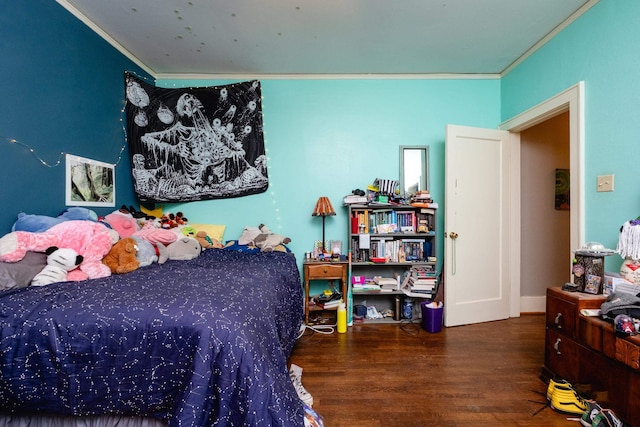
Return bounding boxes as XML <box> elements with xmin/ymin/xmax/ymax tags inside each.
<box><xmin>289</xmin><ymin>314</ymin><xmax>577</xmax><ymax>427</ymax></box>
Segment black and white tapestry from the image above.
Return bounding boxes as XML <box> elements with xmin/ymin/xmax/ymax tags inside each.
<box><xmin>124</xmin><ymin>73</ymin><xmax>268</xmax><ymax>204</ymax></box>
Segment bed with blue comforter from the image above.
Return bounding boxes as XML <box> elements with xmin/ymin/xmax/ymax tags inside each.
<box><xmin>0</xmin><ymin>248</ymin><xmax>304</xmax><ymax>426</ymax></box>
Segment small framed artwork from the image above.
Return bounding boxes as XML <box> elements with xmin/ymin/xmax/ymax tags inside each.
<box><xmin>330</xmin><ymin>240</ymin><xmax>343</xmax><ymax>256</ymax></box>
<box><xmin>65</xmin><ymin>154</ymin><xmax>115</xmax><ymax>207</ymax></box>
<box><xmin>555</xmin><ymin>168</ymin><xmax>570</xmax><ymax>210</ymax></box>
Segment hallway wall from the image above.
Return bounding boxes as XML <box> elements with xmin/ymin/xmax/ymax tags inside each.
<box><xmin>520</xmin><ymin>111</ymin><xmax>570</xmax><ymax>301</ymax></box>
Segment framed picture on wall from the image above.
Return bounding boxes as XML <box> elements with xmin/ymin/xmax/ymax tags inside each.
<box><xmin>65</xmin><ymin>154</ymin><xmax>115</xmax><ymax>207</ymax></box>
<box><xmin>555</xmin><ymin>168</ymin><xmax>570</xmax><ymax>210</ymax></box>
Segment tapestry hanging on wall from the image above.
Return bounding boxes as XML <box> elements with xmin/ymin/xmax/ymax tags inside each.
<box><xmin>124</xmin><ymin>73</ymin><xmax>268</xmax><ymax>204</ymax></box>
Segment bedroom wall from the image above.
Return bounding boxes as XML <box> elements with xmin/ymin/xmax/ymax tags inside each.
<box><xmin>502</xmin><ymin>0</ymin><xmax>640</xmax><ymax>275</ymax></box>
<box><xmin>0</xmin><ymin>0</ymin><xmax>502</xmax><ymax>285</ymax></box>
<box><xmin>0</xmin><ymin>1</ymin><xmax>149</xmax><ymax>233</ymax></box>
<box><xmin>157</xmin><ymin>78</ymin><xmax>501</xmax><ymax>267</ymax></box>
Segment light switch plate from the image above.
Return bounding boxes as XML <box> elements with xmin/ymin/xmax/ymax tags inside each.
<box><xmin>597</xmin><ymin>174</ymin><xmax>614</xmax><ymax>192</ymax></box>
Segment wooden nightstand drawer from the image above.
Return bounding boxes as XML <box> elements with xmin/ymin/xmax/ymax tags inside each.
<box><xmin>305</xmin><ymin>263</ymin><xmax>345</xmax><ymax>279</ymax></box>
<box><xmin>545</xmin><ymin>328</ymin><xmax>581</xmax><ymax>382</ymax></box>
<box><xmin>546</xmin><ymin>292</ymin><xmax>577</xmax><ymax>338</ymax></box>
<box><xmin>546</xmin><ymin>288</ymin><xmax>606</xmax><ymax>339</ymax></box>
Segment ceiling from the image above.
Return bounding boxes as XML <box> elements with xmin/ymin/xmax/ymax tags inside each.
<box><xmin>58</xmin><ymin>0</ymin><xmax>597</xmax><ymax>78</ymax></box>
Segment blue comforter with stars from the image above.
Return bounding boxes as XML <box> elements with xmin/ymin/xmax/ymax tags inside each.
<box><xmin>0</xmin><ymin>249</ymin><xmax>304</xmax><ymax>426</ymax></box>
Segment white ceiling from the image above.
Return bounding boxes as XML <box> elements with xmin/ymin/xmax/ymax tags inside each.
<box><xmin>57</xmin><ymin>0</ymin><xmax>597</xmax><ymax>78</ymax></box>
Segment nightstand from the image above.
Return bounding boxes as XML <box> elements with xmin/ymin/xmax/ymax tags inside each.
<box><xmin>303</xmin><ymin>260</ymin><xmax>348</xmax><ymax>325</ymax></box>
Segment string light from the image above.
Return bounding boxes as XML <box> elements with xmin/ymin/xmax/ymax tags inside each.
<box><xmin>0</xmin><ymin>71</ymin><xmax>156</xmax><ymax>169</ymax></box>
<box><xmin>1</xmin><ymin>136</ymin><xmax>65</xmax><ymax>168</ymax></box>
<box><xmin>260</xmin><ymin>93</ymin><xmax>284</xmax><ymax>233</ymax></box>
<box><xmin>2</xmin><ymin>133</ymin><xmax>129</xmax><ymax>168</ymax></box>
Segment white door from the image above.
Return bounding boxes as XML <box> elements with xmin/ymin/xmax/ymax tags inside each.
<box><xmin>444</xmin><ymin>125</ymin><xmax>518</xmax><ymax>327</ymax></box>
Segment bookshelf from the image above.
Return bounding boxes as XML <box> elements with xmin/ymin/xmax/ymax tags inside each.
<box><xmin>347</xmin><ymin>203</ymin><xmax>438</xmax><ymax>323</ymax></box>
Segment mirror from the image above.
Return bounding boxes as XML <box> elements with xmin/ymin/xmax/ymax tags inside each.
<box><xmin>399</xmin><ymin>145</ymin><xmax>429</xmax><ymax>196</ymax></box>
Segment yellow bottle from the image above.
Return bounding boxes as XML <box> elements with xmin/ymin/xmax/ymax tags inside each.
<box><xmin>337</xmin><ymin>300</ymin><xmax>347</xmax><ymax>333</ymax></box>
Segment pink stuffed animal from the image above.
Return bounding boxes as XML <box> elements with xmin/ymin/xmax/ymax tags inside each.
<box><xmin>0</xmin><ymin>220</ymin><xmax>113</xmax><ymax>281</ymax></box>
<box><xmin>103</xmin><ymin>210</ymin><xmax>140</xmax><ymax>238</ymax></box>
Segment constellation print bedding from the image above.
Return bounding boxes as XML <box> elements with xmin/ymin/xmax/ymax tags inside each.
<box><xmin>0</xmin><ymin>249</ymin><xmax>305</xmax><ymax>426</ymax></box>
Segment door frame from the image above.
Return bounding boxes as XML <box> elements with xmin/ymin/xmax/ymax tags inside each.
<box><xmin>499</xmin><ymin>82</ymin><xmax>585</xmax><ymax>315</ymax></box>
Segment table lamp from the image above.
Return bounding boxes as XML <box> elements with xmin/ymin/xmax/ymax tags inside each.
<box><xmin>312</xmin><ymin>196</ymin><xmax>336</xmax><ymax>253</ymax></box>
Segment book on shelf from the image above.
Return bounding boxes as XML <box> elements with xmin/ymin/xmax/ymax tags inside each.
<box><xmin>409</xmin><ymin>283</ymin><xmax>435</xmax><ymax>291</ymax></box>
<box><xmin>318</xmin><ymin>299</ymin><xmax>341</xmax><ymax>309</ymax></box>
<box><xmin>352</xmin><ymin>283</ymin><xmax>381</xmax><ymax>292</ymax></box>
<box><xmin>374</xmin><ymin>276</ymin><xmax>399</xmax><ymax>291</ymax></box>
<box><xmin>401</xmin><ymin>288</ymin><xmax>434</xmax><ymax>298</ymax></box>
<box><xmin>344</xmin><ymin>194</ymin><xmax>368</xmax><ymax>204</ymax></box>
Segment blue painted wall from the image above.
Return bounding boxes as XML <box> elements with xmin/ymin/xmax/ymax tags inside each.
<box><xmin>158</xmin><ymin>78</ymin><xmax>501</xmax><ymax>268</ymax></box>
<box><xmin>0</xmin><ymin>1</ymin><xmax>149</xmax><ymax>233</ymax></box>
<box><xmin>502</xmin><ymin>0</ymin><xmax>640</xmax><ymax>271</ymax></box>
<box><xmin>5</xmin><ymin>0</ymin><xmax>637</xmax><ymax>289</ymax></box>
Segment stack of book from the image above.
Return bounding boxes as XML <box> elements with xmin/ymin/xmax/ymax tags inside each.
<box><xmin>401</xmin><ymin>266</ymin><xmax>437</xmax><ymax>298</ymax></box>
<box><xmin>374</xmin><ymin>276</ymin><xmax>398</xmax><ymax>291</ymax></box>
<box><xmin>314</xmin><ymin>292</ymin><xmax>342</xmax><ymax>309</ymax></box>
<box><xmin>352</xmin><ymin>281</ymin><xmax>381</xmax><ymax>292</ymax></box>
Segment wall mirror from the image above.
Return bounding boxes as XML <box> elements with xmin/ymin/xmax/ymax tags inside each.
<box><xmin>399</xmin><ymin>145</ymin><xmax>429</xmax><ymax>196</ymax></box>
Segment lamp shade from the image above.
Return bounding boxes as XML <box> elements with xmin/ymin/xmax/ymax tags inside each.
<box><xmin>312</xmin><ymin>196</ymin><xmax>336</xmax><ymax>217</ymax></box>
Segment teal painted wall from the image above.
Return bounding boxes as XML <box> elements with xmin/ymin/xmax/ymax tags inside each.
<box><xmin>10</xmin><ymin>0</ymin><xmax>636</xmax><ymax>295</ymax></box>
<box><xmin>158</xmin><ymin>78</ymin><xmax>501</xmax><ymax>272</ymax></box>
<box><xmin>0</xmin><ymin>1</ymin><xmax>149</xmax><ymax>233</ymax></box>
<box><xmin>502</xmin><ymin>0</ymin><xmax>640</xmax><ymax>271</ymax></box>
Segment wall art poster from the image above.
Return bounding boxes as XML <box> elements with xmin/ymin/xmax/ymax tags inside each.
<box><xmin>65</xmin><ymin>154</ymin><xmax>115</xmax><ymax>207</ymax></box>
<box><xmin>124</xmin><ymin>73</ymin><xmax>268</xmax><ymax>204</ymax></box>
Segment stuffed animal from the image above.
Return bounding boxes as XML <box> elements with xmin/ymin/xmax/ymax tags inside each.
<box><xmin>103</xmin><ymin>210</ymin><xmax>140</xmax><ymax>238</ymax></box>
<box><xmin>31</xmin><ymin>246</ymin><xmax>84</xmax><ymax>286</ymax></box>
<box><xmin>160</xmin><ymin>213</ymin><xmax>178</xmax><ymax>229</ymax></box>
<box><xmin>180</xmin><ymin>226</ymin><xmax>197</xmax><ymax>238</ymax></box>
<box><xmin>175</xmin><ymin>212</ymin><xmax>188</xmax><ymax>225</ymax></box>
<box><xmin>133</xmin><ymin>228</ymin><xmax>178</xmax><ymax>246</ymax></box>
<box><xmin>0</xmin><ymin>220</ymin><xmax>113</xmax><ymax>281</ymax></box>
<box><xmin>195</xmin><ymin>230</ymin><xmax>223</xmax><ymax>250</ymax></box>
<box><xmin>238</xmin><ymin>226</ymin><xmax>261</xmax><ymax>246</ymax></box>
<box><xmin>11</xmin><ymin>207</ymin><xmax>98</xmax><ymax>233</ymax></box>
<box><xmin>417</xmin><ymin>219</ymin><xmax>429</xmax><ymax>233</ymax></box>
<box><xmin>132</xmin><ymin>235</ymin><xmax>168</xmax><ymax>266</ymax></box>
<box><xmin>102</xmin><ymin>237</ymin><xmax>140</xmax><ymax>274</ymax></box>
<box><xmin>253</xmin><ymin>224</ymin><xmax>291</xmax><ymax>252</ymax></box>
<box><xmin>167</xmin><ymin>237</ymin><xmax>202</xmax><ymax>261</ymax></box>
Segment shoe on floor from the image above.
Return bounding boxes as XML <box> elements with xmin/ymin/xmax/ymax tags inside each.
<box><xmin>580</xmin><ymin>400</ymin><xmax>602</xmax><ymax>427</ymax></box>
<box><xmin>546</xmin><ymin>378</ymin><xmax>573</xmax><ymax>401</ymax></box>
<box><xmin>550</xmin><ymin>387</ymin><xmax>589</xmax><ymax>415</ymax></box>
<box><xmin>290</xmin><ymin>363</ymin><xmax>314</xmax><ymax>406</ymax></box>
<box><xmin>591</xmin><ymin>408</ymin><xmax>624</xmax><ymax>427</ymax></box>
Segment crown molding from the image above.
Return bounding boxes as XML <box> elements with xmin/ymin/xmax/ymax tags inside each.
<box><xmin>154</xmin><ymin>73</ymin><xmax>501</xmax><ymax>81</ymax></box>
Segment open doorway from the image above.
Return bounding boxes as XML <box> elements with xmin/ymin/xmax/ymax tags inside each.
<box><xmin>500</xmin><ymin>82</ymin><xmax>585</xmax><ymax>314</ymax></box>
<box><xmin>520</xmin><ymin>112</ymin><xmax>570</xmax><ymax>310</ymax></box>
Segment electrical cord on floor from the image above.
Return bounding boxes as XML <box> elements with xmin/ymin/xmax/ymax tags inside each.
<box><xmin>296</xmin><ymin>322</ymin><xmax>336</xmax><ymax>339</ymax></box>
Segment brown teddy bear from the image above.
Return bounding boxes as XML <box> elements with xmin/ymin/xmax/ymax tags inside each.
<box><xmin>195</xmin><ymin>231</ymin><xmax>223</xmax><ymax>250</ymax></box>
<box><xmin>102</xmin><ymin>237</ymin><xmax>140</xmax><ymax>274</ymax></box>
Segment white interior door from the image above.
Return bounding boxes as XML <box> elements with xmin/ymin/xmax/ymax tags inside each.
<box><xmin>444</xmin><ymin>125</ymin><xmax>518</xmax><ymax>327</ymax></box>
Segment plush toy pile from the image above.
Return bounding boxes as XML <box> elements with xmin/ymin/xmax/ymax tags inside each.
<box><xmin>237</xmin><ymin>224</ymin><xmax>291</xmax><ymax>252</ymax></box>
<box><xmin>0</xmin><ymin>206</ymin><xmax>204</xmax><ymax>287</ymax></box>
<box><xmin>0</xmin><ymin>206</ymin><xmax>293</xmax><ymax>289</ymax></box>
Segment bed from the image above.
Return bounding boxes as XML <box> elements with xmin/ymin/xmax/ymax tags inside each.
<box><xmin>0</xmin><ymin>248</ymin><xmax>305</xmax><ymax>426</ymax></box>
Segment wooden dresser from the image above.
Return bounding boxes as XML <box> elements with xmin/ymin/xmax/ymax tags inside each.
<box><xmin>544</xmin><ymin>287</ymin><xmax>640</xmax><ymax>425</ymax></box>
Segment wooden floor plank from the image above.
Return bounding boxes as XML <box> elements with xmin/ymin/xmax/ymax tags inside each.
<box><xmin>289</xmin><ymin>314</ymin><xmax>577</xmax><ymax>426</ymax></box>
